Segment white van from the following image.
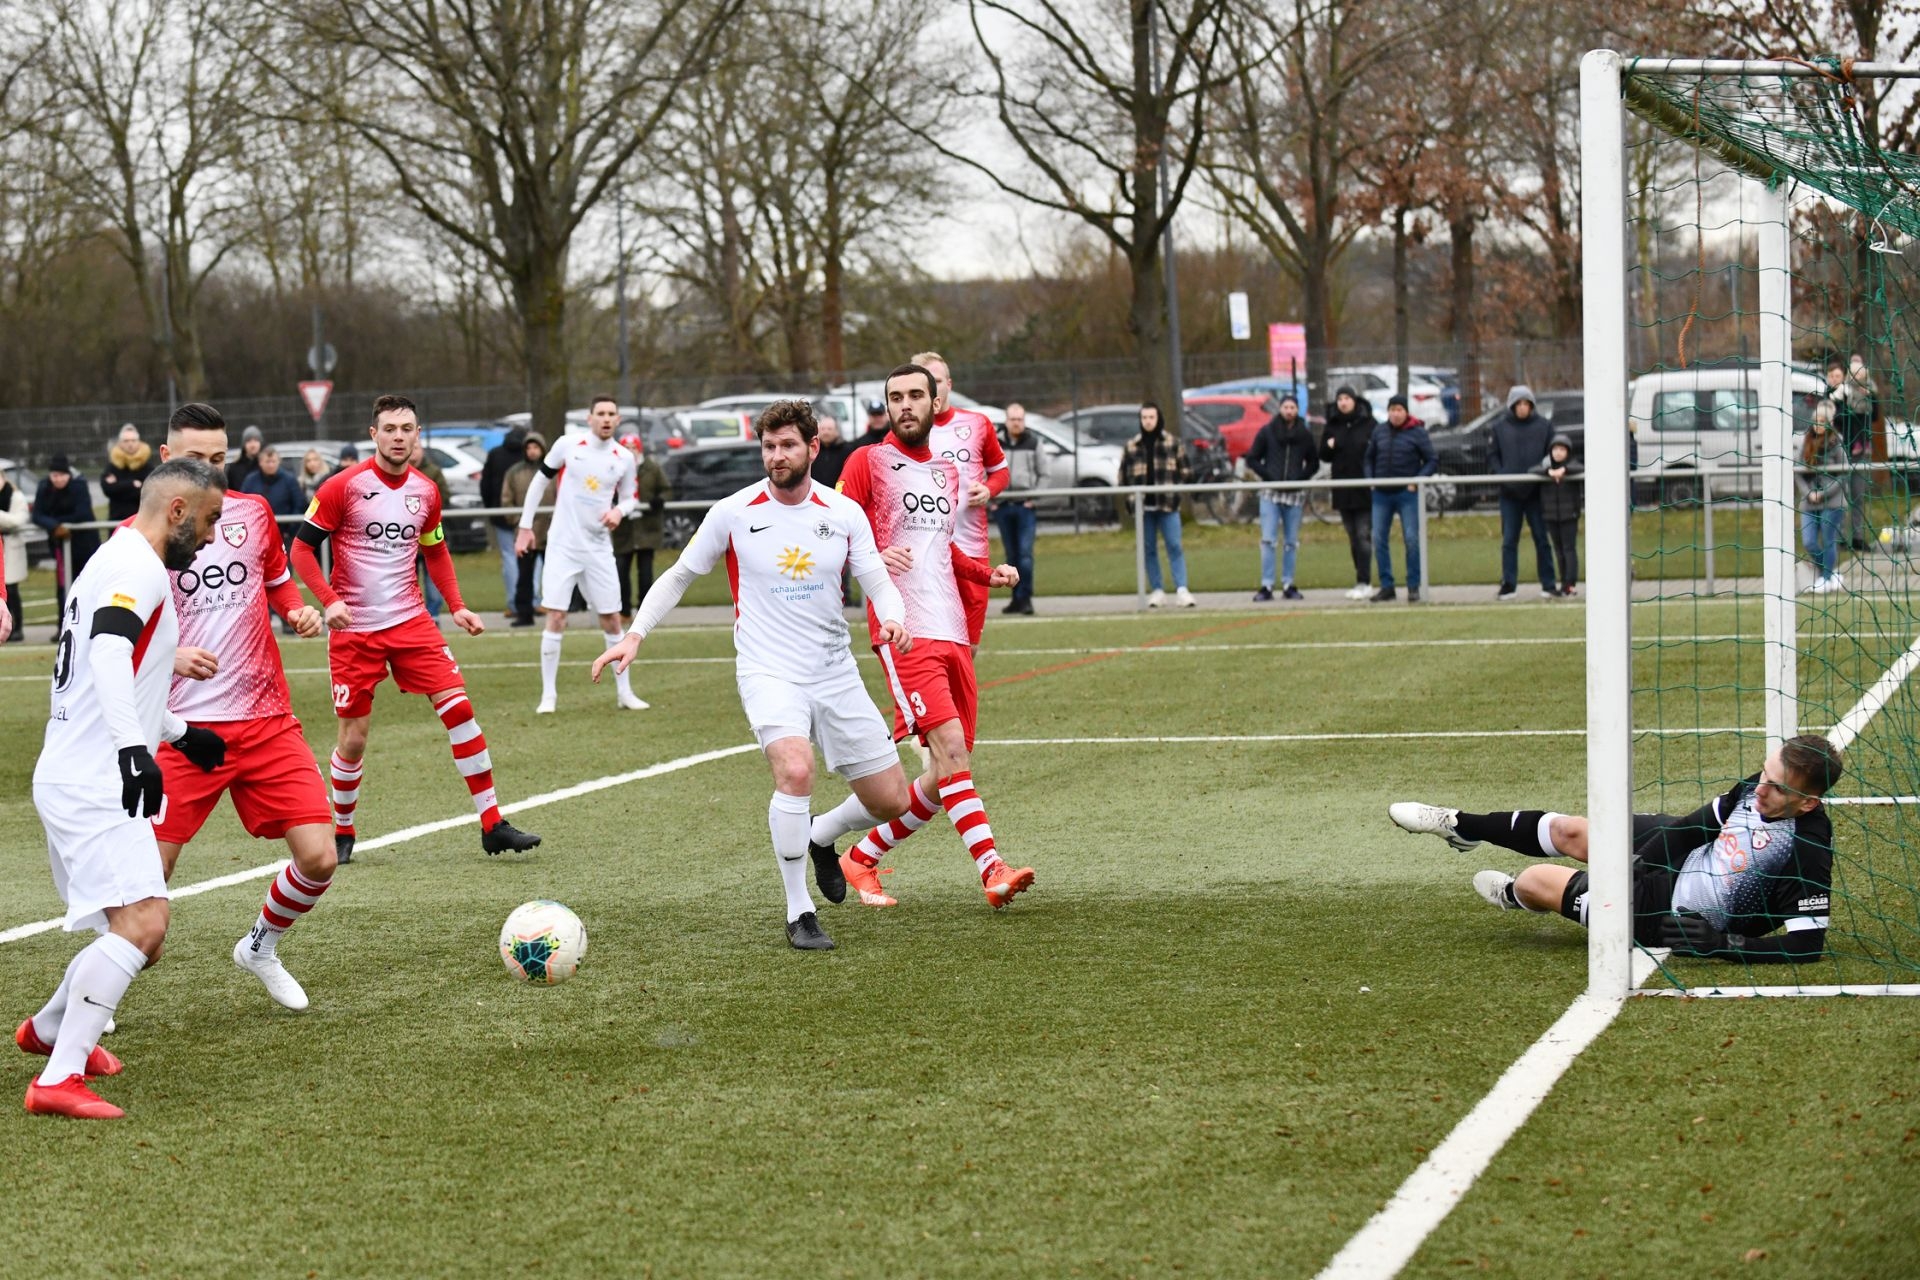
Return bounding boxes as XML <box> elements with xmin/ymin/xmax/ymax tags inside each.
<box><xmin>1628</xmin><ymin>366</ymin><xmax>1820</xmax><ymax>501</ymax></box>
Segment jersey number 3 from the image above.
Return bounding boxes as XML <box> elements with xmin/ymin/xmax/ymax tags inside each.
<box><xmin>908</xmin><ymin>691</ymin><xmax>927</xmax><ymax>717</ymax></box>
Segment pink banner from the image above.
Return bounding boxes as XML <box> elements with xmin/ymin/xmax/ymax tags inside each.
<box><xmin>1268</xmin><ymin>323</ymin><xmax>1306</xmax><ymax>379</ymax></box>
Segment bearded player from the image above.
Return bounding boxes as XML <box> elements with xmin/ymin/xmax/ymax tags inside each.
<box><xmin>815</xmin><ymin>362</ymin><xmax>1034</xmax><ymax>909</ymax></box>
<box><xmin>913</xmin><ymin>350</ymin><xmax>1009</xmax><ymax>650</ymax></box>
<box><xmin>291</xmin><ymin>395</ymin><xmax>541</xmax><ymax>863</ymax></box>
<box><xmin>592</xmin><ymin>400</ymin><xmax>915</xmax><ymax>950</ymax></box>
<box><xmin>142</xmin><ymin>403</ymin><xmax>334</xmax><ymax>1011</ymax></box>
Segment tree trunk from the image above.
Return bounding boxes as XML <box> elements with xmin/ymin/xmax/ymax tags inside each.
<box><xmin>1392</xmin><ymin>205</ymin><xmax>1411</xmax><ymax>399</ymax></box>
<box><xmin>1302</xmin><ymin>235</ymin><xmax>1333</xmax><ymax>413</ymax></box>
<box><xmin>1449</xmin><ymin>209</ymin><xmax>1480</xmax><ymax>418</ymax></box>
<box><xmin>1129</xmin><ymin>240</ymin><xmax>1175</xmax><ymax>415</ymax></box>
<box><xmin>518</xmin><ymin>247</ymin><xmax>571</xmax><ymax>440</ymax></box>
<box><xmin>821</xmin><ymin>246</ymin><xmax>846</xmax><ymax>384</ymax></box>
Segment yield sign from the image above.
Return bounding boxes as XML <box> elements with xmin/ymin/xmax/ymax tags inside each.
<box><xmin>299</xmin><ymin>380</ymin><xmax>333</xmax><ymax>422</ymax></box>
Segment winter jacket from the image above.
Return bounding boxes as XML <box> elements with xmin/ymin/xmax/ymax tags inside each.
<box><xmin>996</xmin><ymin>428</ymin><xmax>1045</xmax><ymax>499</ymax></box>
<box><xmin>1798</xmin><ymin>429</ymin><xmax>1851</xmax><ymax>511</ymax></box>
<box><xmin>1363</xmin><ymin>420</ymin><xmax>1438</xmax><ymax>486</ymax></box>
<box><xmin>1244</xmin><ymin>415</ymin><xmax>1320</xmax><ymax>499</ymax></box>
<box><xmin>811</xmin><ymin>439</ymin><xmax>857</xmax><ymax>491</ymax></box>
<box><xmin>225</xmin><ymin>450</ymin><xmax>262</xmax><ymax>493</ymax></box>
<box><xmin>1121</xmin><ymin>426</ymin><xmax>1192</xmax><ymax>514</ymax></box>
<box><xmin>503</xmin><ymin>439</ymin><xmax>553</xmax><ymax>550</ymax></box>
<box><xmin>613</xmin><ymin>454</ymin><xmax>671</xmax><ymax>553</ymax></box>
<box><xmin>242</xmin><ymin>468</ymin><xmax>306</xmax><ymax>524</ymax></box>
<box><xmin>1486</xmin><ymin>387</ymin><xmax>1555</xmax><ymax>502</ymax></box>
<box><xmin>1823</xmin><ymin>378</ymin><xmax>1874</xmax><ymax>455</ymax></box>
<box><xmin>482</xmin><ymin>428</ymin><xmax>529</xmax><ymax>529</ymax></box>
<box><xmin>32</xmin><ymin>473</ymin><xmax>100</xmax><ymax>570</ymax></box>
<box><xmin>1319</xmin><ymin>406</ymin><xmax>1376</xmax><ymax>512</ymax></box>
<box><xmin>100</xmin><ymin>440</ymin><xmax>154</xmax><ymax>523</ymax></box>
<box><xmin>1530</xmin><ymin>435</ymin><xmax>1585</xmax><ymax>523</ymax></box>
<box><xmin>0</xmin><ymin>478</ymin><xmax>28</xmax><ymax>585</ymax></box>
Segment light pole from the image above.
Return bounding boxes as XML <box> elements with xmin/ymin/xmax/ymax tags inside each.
<box><xmin>1148</xmin><ymin>0</ymin><xmax>1185</xmax><ymax>416</ymax></box>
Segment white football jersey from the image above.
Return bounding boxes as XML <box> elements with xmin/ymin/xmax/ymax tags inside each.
<box><xmin>35</xmin><ymin>527</ymin><xmax>179</xmax><ymax>788</ymax></box>
<box><xmin>536</xmin><ymin>434</ymin><xmax>637</xmax><ymax>553</ymax></box>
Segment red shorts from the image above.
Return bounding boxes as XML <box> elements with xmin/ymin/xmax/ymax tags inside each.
<box><xmin>153</xmin><ymin>714</ymin><xmax>330</xmax><ymax>844</ymax></box>
<box><xmin>328</xmin><ymin>613</ymin><xmax>462</xmax><ymax>718</ymax></box>
<box><xmin>960</xmin><ymin>578</ymin><xmax>989</xmax><ymax>646</ymax></box>
<box><xmin>875</xmin><ymin>639</ymin><xmax>978</xmax><ymax>749</ymax></box>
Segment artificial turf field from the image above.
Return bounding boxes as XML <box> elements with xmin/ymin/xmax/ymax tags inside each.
<box><xmin>0</xmin><ymin>598</ymin><xmax>1916</xmax><ymax>1278</ymax></box>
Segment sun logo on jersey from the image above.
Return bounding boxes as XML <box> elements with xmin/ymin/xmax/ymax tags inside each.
<box><xmin>777</xmin><ymin>547</ymin><xmax>815</xmax><ymax>580</ymax></box>
<box><xmin>583</xmin><ymin>474</ymin><xmax>602</xmax><ymax>492</ymax></box>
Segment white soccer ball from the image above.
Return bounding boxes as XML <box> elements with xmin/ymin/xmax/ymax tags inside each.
<box><xmin>498</xmin><ymin>900</ymin><xmax>588</xmax><ymax>985</ymax></box>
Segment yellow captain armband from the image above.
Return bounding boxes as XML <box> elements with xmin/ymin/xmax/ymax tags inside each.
<box><xmin>419</xmin><ymin>524</ymin><xmax>445</xmax><ymax>547</ymax></box>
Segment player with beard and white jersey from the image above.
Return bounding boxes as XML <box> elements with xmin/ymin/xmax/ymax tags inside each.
<box><xmin>145</xmin><ymin>403</ymin><xmax>335</xmax><ymax>1013</ymax></box>
<box><xmin>821</xmin><ymin>362</ymin><xmax>1035</xmax><ymax>912</ymax></box>
<box><xmin>1389</xmin><ymin>735</ymin><xmax>1842</xmax><ymax>963</ymax></box>
<box><xmin>593</xmin><ymin>399</ymin><xmax>914</xmax><ymax>951</ymax></box>
<box><xmin>913</xmin><ymin>350</ymin><xmax>1009</xmax><ymax>648</ymax></box>
<box><xmin>18</xmin><ymin>459</ymin><xmax>226</xmax><ymax>1120</ymax></box>
<box><xmin>515</xmin><ymin>395</ymin><xmax>646</xmax><ymax>714</ymax></box>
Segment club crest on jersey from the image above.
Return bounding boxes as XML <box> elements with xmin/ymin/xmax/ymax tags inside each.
<box><xmin>814</xmin><ymin>520</ymin><xmax>832</xmax><ymax>540</ymax></box>
<box><xmin>956</xmin><ymin>424</ymin><xmax>972</xmax><ymax>441</ymax></box>
<box><xmin>1752</xmin><ymin>830</ymin><xmax>1772</xmax><ymax>849</ymax></box>
<box><xmin>405</xmin><ymin>494</ymin><xmax>423</xmax><ymax>515</ymax></box>
<box><xmin>932</xmin><ymin>469</ymin><xmax>948</xmax><ymax>490</ymax></box>
<box><xmin>777</xmin><ymin>547</ymin><xmax>816</xmax><ymax>580</ymax></box>
<box><xmin>220</xmin><ymin>521</ymin><xmax>248</xmax><ymax>548</ymax></box>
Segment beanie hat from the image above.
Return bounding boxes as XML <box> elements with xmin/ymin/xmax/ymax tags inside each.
<box><xmin>1334</xmin><ymin>384</ymin><xmax>1358</xmax><ymax>402</ymax></box>
<box><xmin>1387</xmin><ymin>394</ymin><xmax>1409</xmax><ymax>411</ymax></box>
<box><xmin>49</xmin><ymin>453</ymin><xmax>71</xmax><ymax>474</ymax></box>
<box><xmin>1549</xmin><ymin>432</ymin><xmax>1573</xmax><ymax>450</ymax></box>
<box><xmin>242</xmin><ymin>425</ymin><xmax>263</xmax><ymax>443</ymax></box>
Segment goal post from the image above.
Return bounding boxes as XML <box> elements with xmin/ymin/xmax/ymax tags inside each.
<box><xmin>1581</xmin><ymin>51</ymin><xmax>1920</xmax><ymax>999</ymax></box>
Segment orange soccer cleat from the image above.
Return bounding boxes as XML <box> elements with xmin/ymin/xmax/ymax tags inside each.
<box><xmin>982</xmin><ymin>861</ymin><xmax>1036</xmax><ymax>909</ymax></box>
<box><xmin>838</xmin><ymin>854</ymin><xmax>897</xmax><ymax>907</ymax></box>
<box><xmin>15</xmin><ymin>1018</ymin><xmax>121</xmax><ymax>1078</ymax></box>
<box><xmin>24</xmin><ymin>1074</ymin><xmax>124</xmax><ymax>1120</ymax></box>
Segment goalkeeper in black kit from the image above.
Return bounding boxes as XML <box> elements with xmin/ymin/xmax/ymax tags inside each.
<box><xmin>1389</xmin><ymin>735</ymin><xmax>1842</xmax><ymax>962</ymax></box>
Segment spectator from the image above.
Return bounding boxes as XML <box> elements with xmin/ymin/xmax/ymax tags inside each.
<box><xmin>330</xmin><ymin>442</ymin><xmax>358</xmax><ymax>479</ymax></box>
<box><xmin>410</xmin><ymin>438</ymin><xmax>450</xmax><ymax>618</ymax></box>
<box><xmin>241</xmin><ymin>445</ymin><xmax>304</xmax><ymax>547</ymax></box>
<box><xmin>482</xmin><ymin>424</ymin><xmax>529</xmax><ymax>616</ymax></box>
<box><xmin>502</xmin><ymin>431</ymin><xmax>551</xmax><ymax>626</ymax></box>
<box><xmin>1244</xmin><ymin>393</ymin><xmax>1318</xmax><ymax>601</ymax></box>
<box><xmin>0</xmin><ymin>465</ymin><xmax>26</xmax><ymax>641</ymax></box>
<box><xmin>99</xmin><ymin>422</ymin><xmax>154</xmax><ymax>523</ymax></box>
<box><xmin>1531</xmin><ymin>432</ymin><xmax>1584</xmax><ymax>597</ymax></box>
<box><xmin>1799</xmin><ymin>400</ymin><xmax>1850</xmax><ymax>595</ymax></box>
<box><xmin>32</xmin><ymin>453</ymin><xmax>101</xmax><ymax>620</ymax></box>
<box><xmin>226</xmin><ymin>424</ymin><xmax>265</xmax><ymax>491</ymax></box>
<box><xmin>995</xmin><ymin>402</ymin><xmax>1043</xmax><ymax>614</ymax></box>
<box><xmin>614</xmin><ymin>432</ymin><xmax>671</xmax><ymax>627</ymax></box>
<box><xmin>1122</xmin><ymin>401</ymin><xmax>1195</xmax><ymax>608</ymax></box>
<box><xmin>1319</xmin><ymin>385</ymin><xmax>1377</xmax><ymax>599</ymax></box>
<box><xmin>298</xmin><ymin>447</ymin><xmax>330</xmax><ymax>502</ymax></box>
<box><xmin>1363</xmin><ymin>395</ymin><xmax>1436</xmax><ymax>603</ymax></box>
<box><xmin>811</xmin><ymin>415</ymin><xmax>855</xmax><ymax>488</ymax></box>
<box><xmin>1824</xmin><ymin>357</ymin><xmax>1876</xmax><ymax>550</ymax></box>
<box><xmin>853</xmin><ymin>398</ymin><xmax>890</xmax><ymax>449</ymax></box>
<box><xmin>1487</xmin><ymin>384</ymin><xmax>1558</xmax><ymax>601</ymax></box>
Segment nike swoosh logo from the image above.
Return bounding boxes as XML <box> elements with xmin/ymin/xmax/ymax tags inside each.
<box><xmin>81</xmin><ymin>995</ymin><xmax>113</xmax><ymax>1009</ymax></box>
<box><xmin>749</xmin><ymin>524</ymin><xmax>770</xmax><ymax>533</ymax></box>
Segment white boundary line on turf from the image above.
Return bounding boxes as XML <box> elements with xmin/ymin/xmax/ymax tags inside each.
<box><xmin>1826</xmin><ymin>634</ymin><xmax>1920</xmax><ymax>752</ymax></box>
<box><xmin>978</xmin><ymin>727</ymin><xmax>1757</xmax><ymax>745</ymax></box>
<box><xmin>0</xmin><ymin>743</ymin><xmax>759</xmax><ymax>946</ymax></box>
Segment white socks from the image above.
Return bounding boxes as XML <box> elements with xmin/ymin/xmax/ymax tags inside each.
<box><xmin>539</xmin><ymin>631</ymin><xmax>563</xmax><ymax>702</ymax></box>
<box><xmin>769</xmin><ymin>791</ymin><xmax>816</xmax><ymax>923</ymax></box>
<box><xmin>1537</xmin><ymin>812</ymin><xmax>1564</xmax><ymax>857</ymax></box>
<box><xmin>28</xmin><ymin>947</ymin><xmax>87</xmax><ymax>1045</ymax></box>
<box><xmin>39</xmin><ymin>932</ymin><xmax>146</xmax><ymax>1084</ymax></box>
<box><xmin>603</xmin><ymin>631</ymin><xmax>635</xmax><ymax>698</ymax></box>
<box><xmin>810</xmin><ymin>793</ymin><xmax>877</xmax><ymax>849</ymax></box>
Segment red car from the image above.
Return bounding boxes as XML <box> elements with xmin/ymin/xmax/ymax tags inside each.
<box><xmin>1184</xmin><ymin>394</ymin><xmax>1280</xmax><ymax>460</ymax></box>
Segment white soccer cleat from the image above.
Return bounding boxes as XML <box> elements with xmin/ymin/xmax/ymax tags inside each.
<box><xmin>1175</xmin><ymin>587</ymin><xmax>1197</xmax><ymax>608</ymax></box>
<box><xmin>1389</xmin><ymin>801</ymin><xmax>1481</xmax><ymax>852</ymax></box>
<box><xmin>233</xmin><ymin>934</ymin><xmax>310</xmax><ymax>1012</ymax></box>
<box><xmin>1346</xmin><ymin>584</ymin><xmax>1371</xmax><ymax>600</ymax></box>
<box><xmin>617</xmin><ymin>691</ymin><xmax>650</xmax><ymax>711</ymax></box>
<box><xmin>535</xmin><ymin>697</ymin><xmax>557</xmax><ymax>715</ymax></box>
<box><xmin>1147</xmin><ymin>589</ymin><xmax>1166</xmax><ymax>609</ymax></box>
<box><xmin>1473</xmin><ymin>869</ymin><xmax>1519</xmax><ymax>910</ymax></box>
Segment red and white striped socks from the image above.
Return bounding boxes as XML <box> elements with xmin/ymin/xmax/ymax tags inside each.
<box><xmin>329</xmin><ymin>750</ymin><xmax>362</xmax><ymax>836</ymax></box>
<box><xmin>848</xmin><ymin>778</ymin><xmax>938</xmax><ymax>868</ymax></box>
<box><xmin>434</xmin><ymin>691</ymin><xmax>502</xmax><ymax>830</ymax></box>
<box><xmin>250</xmin><ymin>863</ymin><xmax>332</xmax><ymax>956</ymax></box>
<box><xmin>937</xmin><ymin>772</ymin><xmax>1004</xmax><ymax>880</ymax></box>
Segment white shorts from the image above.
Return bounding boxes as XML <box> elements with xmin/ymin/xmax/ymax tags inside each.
<box><xmin>738</xmin><ymin>664</ymin><xmax>898</xmax><ymax>780</ymax></box>
<box><xmin>33</xmin><ymin>782</ymin><xmax>169</xmax><ymax>935</ymax></box>
<box><xmin>540</xmin><ymin>540</ymin><xmax>622</xmax><ymax>616</ymax></box>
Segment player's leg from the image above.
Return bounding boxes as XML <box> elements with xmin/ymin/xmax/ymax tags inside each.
<box><xmin>536</xmin><ymin>553</ymin><xmax>583</xmax><ymax>712</ymax></box>
<box><xmin>227</xmin><ymin>718</ymin><xmax>338</xmax><ymax>1007</ymax></box>
<box><xmin>924</xmin><ymin>647</ymin><xmax>1032</xmax><ymax>908</ymax></box>
<box><xmin>232</xmin><ymin>822</ymin><xmax>334</xmax><ymax>1011</ymax></box>
<box><xmin>329</xmin><ymin>715</ymin><xmax>371</xmax><ymax>863</ymax></box>
<box><xmin>1391</xmin><ymin>802</ymin><xmax>1577</xmax><ymax>858</ymax></box>
<box><xmin>807</xmin><ymin>669</ymin><xmax>910</xmax><ymax>905</ymax></box>
<box><xmin>326</xmin><ymin>629</ymin><xmax>386</xmax><ymax>864</ymax></box>
<box><xmin>764</xmin><ymin>735</ymin><xmax>832</xmax><ymax>950</ymax></box>
<box><xmin>427</xmin><ymin>683</ymin><xmax>538</xmax><ymax>853</ymax></box>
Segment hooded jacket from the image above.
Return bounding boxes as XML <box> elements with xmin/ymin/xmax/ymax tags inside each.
<box><xmin>1318</xmin><ymin>394</ymin><xmax>1377</xmax><ymax>512</ymax></box>
<box><xmin>483</xmin><ymin>426</ymin><xmax>530</xmax><ymax>530</ymax></box>
<box><xmin>0</xmin><ymin>475</ymin><xmax>28</xmax><ymax>586</ymax></box>
<box><xmin>1797</xmin><ymin>426</ymin><xmax>1851</xmax><ymax>511</ymax></box>
<box><xmin>613</xmin><ymin>450</ymin><xmax>671</xmax><ymax>553</ymax></box>
<box><xmin>1245</xmin><ymin>411</ymin><xmax>1320</xmax><ymax>491</ymax></box>
<box><xmin>502</xmin><ymin>433</ymin><xmax>553</xmax><ymax>549</ymax></box>
<box><xmin>32</xmin><ymin>469</ymin><xmax>101</xmax><ymax>569</ymax></box>
<box><xmin>1487</xmin><ymin>385</ymin><xmax>1555</xmax><ymax>502</ymax></box>
<box><xmin>1530</xmin><ymin>433</ymin><xmax>1585</xmax><ymax>522</ymax></box>
<box><xmin>100</xmin><ymin>439</ymin><xmax>154</xmax><ymax>522</ymax></box>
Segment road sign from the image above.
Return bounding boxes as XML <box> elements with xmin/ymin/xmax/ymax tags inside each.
<box><xmin>299</xmin><ymin>381</ymin><xmax>333</xmax><ymax>422</ymax></box>
<box><xmin>306</xmin><ymin>343</ymin><xmax>337</xmax><ymax>378</ymax></box>
<box><xmin>1228</xmin><ymin>292</ymin><xmax>1251</xmax><ymax>341</ymax></box>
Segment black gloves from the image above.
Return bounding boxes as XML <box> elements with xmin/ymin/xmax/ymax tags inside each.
<box><xmin>1658</xmin><ymin>913</ymin><xmax>1740</xmax><ymax>957</ymax></box>
<box><xmin>173</xmin><ymin>725</ymin><xmax>227</xmax><ymax>772</ymax></box>
<box><xmin>118</xmin><ymin>746</ymin><xmax>163</xmax><ymax>819</ymax></box>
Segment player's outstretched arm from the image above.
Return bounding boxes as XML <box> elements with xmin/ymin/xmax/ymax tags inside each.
<box><xmin>291</xmin><ymin>510</ymin><xmax>349</xmax><ymax>629</ymax></box>
<box><xmin>1657</xmin><ymin>914</ymin><xmax>1825</xmax><ymax>964</ymax></box>
<box><xmin>598</xmin><ymin>504</ymin><xmax>728</xmax><ymax>680</ymax></box>
<box><xmin>845</xmin><ymin>507</ymin><xmax>908</xmax><ymax>650</ymax></box>
<box><xmin>516</xmin><ymin>438</ymin><xmax>565</xmax><ymax>550</ymax></box>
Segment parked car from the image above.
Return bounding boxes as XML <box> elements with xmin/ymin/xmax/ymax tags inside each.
<box><xmin>1428</xmin><ymin>390</ymin><xmax>1586</xmax><ymax>511</ymax></box>
<box><xmin>700</xmin><ymin>392</ymin><xmax>860</xmax><ymax>432</ymax></box>
<box><xmin>659</xmin><ymin>441</ymin><xmax>769</xmax><ymax>548</ymax></box>
<box><xmin>675</xmin><ymin>408</ymin><xmax>756</xmax><ymax>447</ymax></box>
<box><xmin>1327</xmin><ymin>365</ymin><xmax>1449</xmax><ymax>428</ymax></box>
<box><xmin>1628</xmin><ymin>366</ymin><xmax>1819</xmax><ymax>503</ymax></box>
<box><xmin>0</xmin><ymin>457</ymin><xmax>51</xmax><ymax>565</ymax></box>
<box><xmin>995</xmin><ymin>416</ymin><xmax>1125</xmax><ymax>519</ymax></box>
<box><xmin>1185</xmin><ymin>376</ymin><xmax>1308</xmax><ymax>409</ymax></box>
<box><xmin>1183</xmin><ymin>393</ymin><xmax>1280</xmax><ymax>459</ymax></box>
<box><xmin>1056</xmin><ymin>405</ymin><xmax>1244</xmax><ymax>521</ymax></box>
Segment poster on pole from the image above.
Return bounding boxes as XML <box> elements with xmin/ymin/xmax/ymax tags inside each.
<box><xmin>1268</xmin><ymin>323</ymin><xmax>1306</xmax><ymax>378</ymax></box>
<box><xmin>1227</xmin><ymin>292</ymin><xmax>1251</xmax><ymax>341</ymax></box>
<box><xmin>299</xmin><ymin>381</ymin><xmax>334</xmax><ymax>423</ymax></box>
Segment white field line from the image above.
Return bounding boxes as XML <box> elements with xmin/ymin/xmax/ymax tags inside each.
<box><xmin>0</xmin><ymin>743</ymin><xmax>759</xmax><ymax>946</ymax></box>
<box><xmin>1827</xmin><ymin>634</ymin><xmax>1920</xmax><ymax>752</ymax></box>
<box><xmin>978</xmin><ymin>727</ymin><xmax>1757</xmax><ymax>746</ymax></box>
<box><xmin>1637</xmin><ymin>983</ymin><xmax>1920</xmax><ymax>997</ymax></box>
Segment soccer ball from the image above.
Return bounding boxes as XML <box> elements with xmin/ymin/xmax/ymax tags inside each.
<box><xmin>498</xmin><ymin>900</ymin><xmax>588</xmax><ymax>985</ymax></box>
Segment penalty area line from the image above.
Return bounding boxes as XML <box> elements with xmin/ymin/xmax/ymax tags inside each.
<box><xmin>0</xmin><ymin>742</ymin><xmax>759</xmax><ymax>947</ymax></box>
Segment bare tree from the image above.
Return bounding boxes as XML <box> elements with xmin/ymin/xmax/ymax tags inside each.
<box><xmin>257</xmin><ymin>0</ymin><xmax>745</xmax><ymax>435</ymax></box>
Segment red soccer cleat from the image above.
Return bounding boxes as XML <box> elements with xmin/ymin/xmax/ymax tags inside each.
<box><xmin>24</xmin><ymin>1074</ymin><xmax>124</xmax><ymax>1120</ymax></box>
<box><xmin>839</xmin><ymin>854</ymin><xmax>897</xmax><ymax>907</ymax></box>
<box><xmin>982</xmin><ymin>861</ymin><xmax>1036</xmax><ymax>909</ymax></box>
<box><xmin>15</xmin><ymin>1018</ymin><xmax>123</xmax><ymax>1078</ymax></box>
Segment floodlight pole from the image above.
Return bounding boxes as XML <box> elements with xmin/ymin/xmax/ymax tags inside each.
<box><xmin>1580</xmin><ymin>49</ymin><xmax>1633</xmax><ymax>1001</ymax></box>
<box><xmin>1757</xmin><ymin>179</ymin><xmax>1798</xmax><ymax>750</ymax></box>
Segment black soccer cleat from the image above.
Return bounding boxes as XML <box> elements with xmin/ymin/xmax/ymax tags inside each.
<box><xmin>786</xmin><ymin>912</ymin><xmax>834</xmax><ymax>951</ymax></box>
<box><xmin>810</xmin><ymin>840</ymin><xmax>847</xmax><ymax>904</ymax></box>
<box><xmin>335</xmin><ymin>833</ymin><xmax>355</xmax><ymax>865</ymax></box>
<box><xmin>481</xmin><ymin>820</ymin><xmax>542</xmax><ymax>856</ymax></box>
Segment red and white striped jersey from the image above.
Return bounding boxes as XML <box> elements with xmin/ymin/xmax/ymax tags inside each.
<box><xmin>836</xmin><ymin>435</ymin><xmax>969</xmax><ymax>646</ymax></box>
<box><xmin>303</xmin><ymin>459</ymin><xmax>444</xmax><ymax>633</ymax></box>
<box><xmin>168</xmin><ymin>491</ymin><xmax>294</xmax><ymax>723</ymax></box>
<box><xmin>929</xmin><ymin>406</ymin><xmax>1006</xmax><ymax>558</ymax></box>
<box><xmin>529</xmin><ymin>433</ymin><xmax>637</xmax><ymax>554</ymax></box>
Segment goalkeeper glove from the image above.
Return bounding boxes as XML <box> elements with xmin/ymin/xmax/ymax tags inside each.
<box><xmin>1657</xmin><ymin>913</ymin><xmax>1743</xmax><ymax>957</ymax></box>
<box><xmin>118</xmin><ymin>746</ymin><xmax>163</xmax><ymax>819</ymax></box>
<box><xmin>172</xmin><ymin>725</ymin><xmax>226</xmax><ymax>772</ymax></box>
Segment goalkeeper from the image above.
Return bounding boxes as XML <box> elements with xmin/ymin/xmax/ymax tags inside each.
<box><xmin>1389</xmin><ymin>735</ymin><xmax>1841</xmax><ymax>963</ymax></box>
